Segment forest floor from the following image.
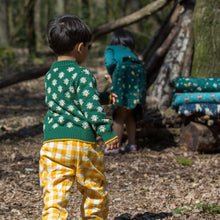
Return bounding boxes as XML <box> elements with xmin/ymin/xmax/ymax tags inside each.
<box><xmin>0</xmin><ymin>65</ymin><xmax>219</xmax><ymax>220</ymax></box>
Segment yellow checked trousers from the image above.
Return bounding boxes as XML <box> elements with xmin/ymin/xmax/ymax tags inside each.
<box><xmin>39</xmin><ymin>140</ymin><xmax>109</xmax><ymax>220</ymax></box>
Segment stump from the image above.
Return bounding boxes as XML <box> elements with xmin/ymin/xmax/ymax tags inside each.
<box><xmin>179</xmin><ymin>121</ymin><xmax>220</xmax><ymax>152</ymax></box>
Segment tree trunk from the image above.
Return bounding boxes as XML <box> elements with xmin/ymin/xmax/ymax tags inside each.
<box><xmin>105</xmin><ymin>0</ymin><xmax>110</xmax><ymax>23</ymax></box>
<box><xmin>0</xmin><ymin>0</ymin><xmax>8</xmax><ymax>47</ymax></box>
<box><xmin>35</xmin><ymin>0</ymin><xmax>43</xmax><ymax>49</ymax></box>
<box><xmin>191</xmin><ymin>0</ymin><xmax>220</xmax><ymax>77</ymax></box>
<box><xmin>143</xmin><ymin>2</ymin><xmax>183</xmax><ymax>89</ymax></box>
<box><xmin>141</xmin><ymin>0</ymin><xmax>181</xmax><ymax>63</ymax></box>
<box><xmin>64</xmin><ymin>0</ymin><xmax>74</xmax><ymax>15</ymax></box>
<box><xmin>55</xmin><ymin>0</ymin><xmax>65</xmax><ymax>15</ymax></box>
<box><xmin>25</xmin><ymin>0</ymin><xmax>36</xmax><ymax>54</ymax></box>
<box><xmin>149</xmin><ymin>0</ymin><xmax>195</xmax><ymax>112</ymax></box>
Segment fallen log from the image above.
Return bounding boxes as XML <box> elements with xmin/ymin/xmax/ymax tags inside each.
<box><xmin>179</xmin><ymin>120</ymin><xmax>220</xmax><ymax>152</ymax></box>
<box><xmin>0</xmin><ymin>64</ymin><xmax>51</xmax><ymax>89</ymax></box>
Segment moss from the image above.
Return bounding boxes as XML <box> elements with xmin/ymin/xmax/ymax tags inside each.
<box><xmin>0</xmin><ymin>46</ymin><xmax>17</xmax><ymax>67</ymax></box>
<box><xmin>177</xmin><ymin>158</ymin><xmax>192</xmax><ymax>166</ymax></box>
<box><xmin>164</xmin><ymin>107</ymin><xmax>178</xmax><ymax>117</ymax></box>
<box><xmin>191</xmin><ymin>0</ymin><xmax>220</xmax><ymax>77</ymax></box>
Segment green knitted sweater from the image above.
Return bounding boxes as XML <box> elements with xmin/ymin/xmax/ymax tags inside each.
<box><xmin>43</xmin><ymin>60</ymin><xmax>117</xmax><ymax>144</ymax></box>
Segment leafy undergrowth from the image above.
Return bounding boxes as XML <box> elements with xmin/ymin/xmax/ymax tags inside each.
<box><xmin>174</xmin><ymin>203</ymin><xmax>220</xmax><ymax>216</ymax></box>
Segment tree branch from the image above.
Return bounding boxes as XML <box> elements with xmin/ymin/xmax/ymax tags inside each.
<box><xmin>141</xmin><ymin>0</ymin><xmax>182</xmax><ymax>62</ymax></box>
<box><xmin>92</xmin><ymin>0</ymin><xmax>172</xmax><ymax>41</ymax></box>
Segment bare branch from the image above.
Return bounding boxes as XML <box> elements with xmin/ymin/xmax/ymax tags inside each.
<box><xmin>92</xmin><ymin>0</ymin><xmax>172</xmax><ymax>41</ymax></box>
<box><xmin>141</xmin><ymin>1</ymin><xmax>182</xmax><ymax>62</ymax></box>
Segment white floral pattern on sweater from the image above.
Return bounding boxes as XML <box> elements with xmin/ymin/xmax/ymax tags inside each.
<box><xmin>43</xmin><ymin>60</ymin><xmax>116</xmax><ymax>143</ymax></box>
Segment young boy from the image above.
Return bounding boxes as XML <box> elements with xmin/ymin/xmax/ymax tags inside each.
<box><xmin>39</xmin><ymin>14</ymin><xmax>119</xmax><ymax>220</ymax></box>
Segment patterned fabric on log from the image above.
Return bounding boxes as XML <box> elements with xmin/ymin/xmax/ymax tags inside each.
<box><xmin>178</xmin><ymin>103</ymin><xmax>220</xmax><ymax>117</ymax></box>
<box><xmin>171</xmin><ymin>92</ymin><xmax>220</xmax><ymax>109</ymax></box>
<box><xmin>172</xmin><ymin>77</ymin><xmax>220</xmax><ymax>92</ymax></box>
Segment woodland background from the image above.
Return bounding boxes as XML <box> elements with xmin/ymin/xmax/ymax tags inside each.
<box><xmin>0</xmin><ymin>0</ymin><xmax>170</xmax><ymax>54</ymax></box>
<box><xmin>0</xmin><ymin>0</ymin><xmax>220</xmax><ymax>112</ymax></box>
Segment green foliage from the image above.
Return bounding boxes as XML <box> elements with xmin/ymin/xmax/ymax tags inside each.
<box><xmin>174</xmin><ymin>208</ymin><xmax>187</xmax><ymax>214</ymax></box>
<box><xmin>177</xmin><ymin>158</ymin><xmax>192</xmax><ymax>166</ymax></box>
<box><xmin>164</xmin><ymin>107</ymin><xmax>178</xmax><ymax>117</ymax></box>
<box><xmin>0</xmin><ymin>47</ymin><xmax>17</xmax><ymax>68</ymax></box>
<box><xmin>194</xmin><ymin>203</ymin><xmax>220</xmax><ymax>215</ymax></box>
<box><xmin>174</xmin><ymin>203</ymin><xmax>220</xmax><ymax>216</ymax></box>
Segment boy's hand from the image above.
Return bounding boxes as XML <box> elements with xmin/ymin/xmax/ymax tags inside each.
<box><xmin>110</xmin><ymin>93</ymin><xmax>118</xmax><ymax>105</ymax></box>
<box><xmin>106</xmin><ymin>138</ymin><xmax>120</xmax><ymax>151</ymax></box>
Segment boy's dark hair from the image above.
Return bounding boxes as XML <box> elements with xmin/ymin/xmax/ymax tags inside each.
<box><xmin>47</xmin><ymin>14</ymin><xmax>92</xmax><ymax>55</ymax></box>
<box><xmin>110</xmin><ymin>29</ymin><xmax>135</xmax><ymax>50</ymax></box>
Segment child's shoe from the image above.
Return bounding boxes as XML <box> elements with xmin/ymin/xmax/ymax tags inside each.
<box><xmin>125</xmin><ymin>144</ymin><xmax>138</xmax><ymax>153</ymax></box>
<box><xmin>104</xmin><ymin>148</ymin><xmax>120</xmax><ymax>155</ymax></box>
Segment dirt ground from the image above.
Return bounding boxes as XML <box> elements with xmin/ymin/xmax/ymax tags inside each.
<box><xmin>0</xmin><ymin>73</ymin><xmax>219</xmax><ymax>220</ymax></box>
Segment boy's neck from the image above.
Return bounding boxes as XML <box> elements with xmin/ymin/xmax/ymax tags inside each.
<box><xmin>57</xmin><ymin>55</ymin><xmax>76</xmax><ymax>62</ymax></box>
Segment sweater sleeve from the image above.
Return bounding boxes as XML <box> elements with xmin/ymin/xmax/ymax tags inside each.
<box><xmin>75</xmin><ymin>68</ymin><xmax>117</xmax><ymax>143</ymax></box>
<box><xmin>104</xmin><ymin>47</ymin><xmax>116</xmax><ymax>75</ymax></box>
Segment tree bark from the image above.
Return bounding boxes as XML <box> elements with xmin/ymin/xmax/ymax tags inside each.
<box><xmin>25</xmin><ymin>0</ymin><xmax>36</xmax><ymax>54</ymax></box>
<box><xmin>191</xmin><ymin>0</ymin><xmax>220</xmax><ymax>77</ymax></box>
<box><xmin>55</xmin><ymin>0</ymin><xmax>65</xmax><ymax>15</ymax></box>
<box><xmin>141</xmin><ymin>0</ymin><xmax>181</xmax><ymax>63</ymax></box>
<box><xmin>149</xmin><ymin>0</ymin><xmax>195</xmax><ymax>112</ymax></box>
<box><xmin>0</xmin><ymin>0</ymin><xmax>8</xmax><ymax>47</ymax></box>
<box><xmin>92</xmin><ymin>0</ymin><xmax>172</xmax><ymax>41</ymax></box>
<box><xmin>64</xmin><ymin>0</ymin><xmax>74</xmax><ymax>14</ymax></box>
<box><xmin>143</xmin><ymin>2</ymin><xmax>183</xmax><ymax>89</ymax></box>
<box><xmin>35</xmin><ymin>0</ymin><xmax>43</xmax><ymax>49</ymax></box>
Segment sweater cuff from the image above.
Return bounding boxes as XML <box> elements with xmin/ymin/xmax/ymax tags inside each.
<box><xmin>105</xmin><ymin>136</ymin><xmax>118</xmax><ymax>144</ymax></box>
<box><xmin>109</xmin><ymin>93</ymin><xmax>112</xmax><ymax>104</ymax></box>
<box><xmin>101</xmin><ymin>131</ymin><xmax>117</xmax><ymax>144</ymax></box>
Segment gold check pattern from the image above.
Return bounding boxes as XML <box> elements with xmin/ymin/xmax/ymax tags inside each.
<box><xmin>39</xmin><ymin>140</ymin><xmax>109</xmax><ymax>220</ymax></box>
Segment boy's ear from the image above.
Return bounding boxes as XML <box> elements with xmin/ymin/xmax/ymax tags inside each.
<box><xmin>75</xmin><ymin>42</ymin><xmax>84</xmax><ymax>53</ymax></box>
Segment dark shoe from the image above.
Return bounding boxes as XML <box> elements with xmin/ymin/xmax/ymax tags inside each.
<box><xmin>125</xmin><ymin>144</ymin><xmax>138</xmax><ymax>153</ymax></box>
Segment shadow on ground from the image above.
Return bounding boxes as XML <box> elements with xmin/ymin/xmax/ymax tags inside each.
<box><xmin>0</xmin><ymin>123</ymin><xmax>42</xmax><ymax>141</ymax></box>
<box><xmin>114</xmin><ymin>212</ymin><xmax>173</xmax><ymax>220</ymax></box>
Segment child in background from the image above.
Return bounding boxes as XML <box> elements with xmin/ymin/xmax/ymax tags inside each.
<box><xmin>104</xmin><ymin>29</ymin><xmax>146</xmax><ymax>154</ymax></box>
<box><xmin>39</xmin><ymin>14</ymin><xmax>119</xmax><ymax>220</ymax></box>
